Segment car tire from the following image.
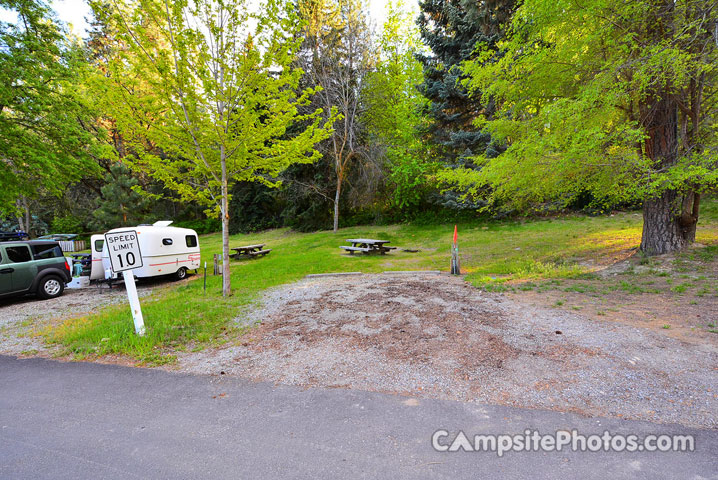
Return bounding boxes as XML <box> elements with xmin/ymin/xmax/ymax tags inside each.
<box><xmin>38</xmin><ymin>275</ymin><xmax>64</xmax><ymax>299</ymax></box>
<box><xmin>175</xmin><ymin>267</ymin><xmax>188</xmax><ymax>280</ymax></box>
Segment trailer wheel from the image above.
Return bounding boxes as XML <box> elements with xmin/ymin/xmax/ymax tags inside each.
<box><xmin>174</xmin><ymin>267</ymin><xmax>188</xmax><ymax>280</ymax></box>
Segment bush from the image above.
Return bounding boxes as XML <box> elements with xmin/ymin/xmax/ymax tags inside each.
<box><xmin>51</xmin><ymin>215</ymin><xmax>84</xmax><ymax>234</ymax></box>
<box><xmin>173</xmin><ymin>218</ymin><xmax>221</xmax><ymax>234</ymax></box>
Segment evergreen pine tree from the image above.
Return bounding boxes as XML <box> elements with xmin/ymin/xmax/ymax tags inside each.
<box><xmin>416</xmin><ymin>0</ymin><xmax>514</xmax><ymax>167</ymax></box>
<box><xmin>92</xmin><ymin>163</ymin><xmax>151</xmax><ymax>229</ymax></box>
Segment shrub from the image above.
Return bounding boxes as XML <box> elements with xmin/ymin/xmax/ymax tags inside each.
<box><xmin>51</xmin><ymin>215</ymin><xmax>84</xmax><ymax>234</ymax></box>
<box><xmin>173</xmin><ymin>218</ymin><xmax>221</xmax><ymax>234</ymax></box>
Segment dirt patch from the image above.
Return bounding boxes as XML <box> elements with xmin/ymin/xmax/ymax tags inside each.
<box><xmin>174</xmin><ymin>273</ymin><xmax>718</xmax><ymax>429</ymax></box>
<box><xmin>504</xmin><ymin>246</ymin><xmax>718</xmax><ymax>344</ymax></box>
<box><xmin>247</xmin><ymin>279</ymin><xmax>518</xmax><ymax>370</ymax></box>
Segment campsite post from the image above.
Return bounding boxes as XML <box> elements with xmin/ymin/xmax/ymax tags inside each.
<box><xmin>451</xmin><ymin>225</ymin><xmax>461</xmax><ymax>275</ymax></box>
<box><xmin>104</xmin><ymin>230</ymin><xmax>146</xmax><ymax>336</ymax></box>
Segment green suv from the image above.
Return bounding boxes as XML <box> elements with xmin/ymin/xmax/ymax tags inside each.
<box><xmin>0</xmin><ymin>241</ymin><xmax>72</xmax><ymax>300</ymax></box>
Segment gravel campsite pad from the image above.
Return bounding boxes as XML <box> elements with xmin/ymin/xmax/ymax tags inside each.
<box><xmin>176</xmin><ymin>273</ymin><xmax>718</xmax><ymax>429</ymax></box>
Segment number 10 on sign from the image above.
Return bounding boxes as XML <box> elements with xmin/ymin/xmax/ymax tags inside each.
<box><xmin>104</xmin><ymin>230</ymin><xmax>146</xmax><ymax>336</ymax></box>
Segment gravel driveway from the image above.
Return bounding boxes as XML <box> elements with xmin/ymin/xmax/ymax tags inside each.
<box><xmin>175</xmin><ymin>273</ymin><xmax>718</xmax><ymax>429</ymax></box>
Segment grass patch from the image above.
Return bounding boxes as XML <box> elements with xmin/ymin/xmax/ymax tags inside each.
<box><xmin>45</xmin><ymin>285</ymin><xmax>243</xmax><ymax>365</ymax></box>
<box><xmin>697</xmin><ymin>245</ymin><xmax>718</xmax><ymax>262</ymax></box>
<box><xmin>671</xmin><ymin>283</ymin><xmax>692</xmax><ymax>294</ymax></box>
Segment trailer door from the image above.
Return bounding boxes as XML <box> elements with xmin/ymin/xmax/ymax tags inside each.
<box><xmin>89</xmin><ymin>235</ymin><xmax>105</xmax><ymax>280</ymax></box>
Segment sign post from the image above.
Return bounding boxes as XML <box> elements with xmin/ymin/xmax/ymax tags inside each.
<box><xmin>104</xmin><ymin>230</ymin><xmax>146</xmax><ymax>336</ymax></box>
<box><xmin>450</xmin><ymin>225</ymin><xmax>461</xmax><ymax>275</ymax></box>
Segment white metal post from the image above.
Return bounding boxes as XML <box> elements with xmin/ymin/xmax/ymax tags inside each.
<box><xmin>122</xmin><ymin>270</ymin><xmax>146</xmax><ymax>336</ymax></box>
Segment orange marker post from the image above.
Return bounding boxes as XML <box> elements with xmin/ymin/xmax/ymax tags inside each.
<box><xmin>451</xmin><ymin>225</ymin><xmax>460</xmax><ymax>275</ymax></box>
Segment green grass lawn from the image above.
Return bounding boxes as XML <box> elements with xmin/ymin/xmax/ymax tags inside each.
<box><xmin>45</xmin><ymin>199</ymin><xmax>718</xmax><ymax>364</ymax></box>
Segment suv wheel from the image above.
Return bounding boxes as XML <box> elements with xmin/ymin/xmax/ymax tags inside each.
<box><xmin>174</xmin><ymin>267</ymin><xmax>188</xmax><ymax>280</ymax></box>
<box><xmin>38</xmin><ymin>276</ymin><xmax>64</xmax><ymax>299</ymax></box>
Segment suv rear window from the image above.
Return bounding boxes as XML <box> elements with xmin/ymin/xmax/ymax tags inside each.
<box><xmin>31</xmin><ymin>244</ymin><xmax>63</xmax><ymax>259</ymax></box>
<box><xmin>5</xmin><ymin>246</ymin><xmax>32</xmax><ymax>263</ymax></box>
<box><xmin>186</xmin><ymin>235</ymin><xmax>198</xmax><ymax>247</ymax></box>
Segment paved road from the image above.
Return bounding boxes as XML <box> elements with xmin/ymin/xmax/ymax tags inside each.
<box><xmin>1</xmin><ymin>355</ymin><xmax>716</xmax><ymax>479</ymax></box>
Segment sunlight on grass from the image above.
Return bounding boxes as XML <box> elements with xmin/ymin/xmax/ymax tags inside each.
<box><xmin>46</xmin><ymin>199</ymin><xmax>718</xmax><ymax>362</ymax></box>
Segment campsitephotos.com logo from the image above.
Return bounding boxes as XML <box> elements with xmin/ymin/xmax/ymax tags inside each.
<box><xmin>432</xmin><ymin>429</ymin><xmax>695</xmax><ymax>457</ymax></box>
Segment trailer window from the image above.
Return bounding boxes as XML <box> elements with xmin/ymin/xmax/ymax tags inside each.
<box><xmin>94</xmin><ymin>239</ymin><xmax>104</xmax><ymax>252</ymax></box>
<box><xmin>6</xmin><ymin>246</ymin><xmax>32</xmax><ymax>263</ymax></box>
<box><xmin>31</xmin><ymin>244</ymin><xmax>63</xmax><ymax>259</ymax></box>
<box><xmin>185</xmin><ymin>235</ymin><xmax>198</xmax><ymax>248</ymax></box>
<box><xmin>162</xmin><ymin>238</ymin><xmax>173</xmax><ymax>246</ymax></box>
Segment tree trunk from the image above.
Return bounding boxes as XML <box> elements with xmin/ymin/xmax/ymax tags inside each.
<box><xmin>679</xmin><ymin>191</ymin><xmax>700</xmax><ymax>243</ymax></box>
<box><xmin>16</xmin><ymin>197</ymin><xmax>31</xmax><ymax>237</ymax></box>
<box><xmin>16</xmin><ymin>214</ymin><xmax>25</xmax><ymax>234</ymax></box>
<box><xmin>333</xmin><ymin>176</ymin><xmax>341</xmax><ymax>233</ymax></box>
<box><xmin>220</xmin><ymin>147</ymin><xmax>231</xmax><ymax>297</ymax></box>
<box><xmin>640</xmin><ymin>190</ymin><xmax>687</xmax><ymax>255</ymax></box>
<box><xmin>639</xmin><ymin>91</ymin><xmax>691</xmax><ymax>255</ymax></box>
<box><xmin>638</xmin><ymin>1</ymin><xmax>701</xmax><ymax>256</ymax></box>
<box><xmin>16</xmin><ymin>211</ymin><xmax>25</xmax><ymax>234</ymax></box>
<box><xmin>25</xmin><ymin>201</ymin><xmax>31</xmax><ymax>236</ymax></box>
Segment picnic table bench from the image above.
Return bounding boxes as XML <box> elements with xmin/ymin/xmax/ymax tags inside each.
<box><xmin>340</xmin><ymin>238</ymin><xmax>396</xmax><ymax>255</ymax></box>
<box><xmin>230</xmin><ymin>244</ymin><xmax>272</xmax><ymax>259</ymax></box>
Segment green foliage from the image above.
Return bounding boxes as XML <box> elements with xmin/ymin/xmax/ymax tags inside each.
<box><xmin>94</xmin><ymin>0</ymin><xmax>333</xmax><ymax>217</ymax></box>
<box><xmin>362</xmin><ymin>1</ymin><xmax>433</xmax><ymax>210</ymax></box>
<box><xmin>93</xmin><ymin>0</ymin><xmax>334</xmax><ymax>295</ymax></box>
<box><xmin>0</xmin><ymin>0</ymin><xmax>103</xmax><ymax>214</ymax></box>
<box><xmin>445</xmin><ymin>0</ymin><xmax>717</xmax><ymax>213</ymax></box>
<box><xmin>696</xmin><ymin>196</ymin><xmax>718</xmax><ymax>226</ymax></box>
<box><xmin>173</xmin><ymin>218</ymin><xmax>222</xmax><ymax>235</ymax></box>
<box><xmin>228</xmin><ymin>181</ymin><xmax>282</xmax><ymax>234</ymax></box>
<box><xmin>295</xmin><ymin>0</ymin><xmax>374</xmax><ymax>231</ymax></box>
<box><xmin>387</xmin><ymin>152</ymin><xmax>433</xmax><ymax>209</ymax></box>
<box><xmin>50</xmin><ymin>214</ymin><xmax>83</xmax><ymax>234</ymax></box>
<box><xmin>416</xmin><ymin>0</ymin><xmax>515</xmax><ymax>166</ymax></box>
<box><xmin>91</xmin><ymin>163</ymin><xmax>152</xmax><ymax>229</ymax></box>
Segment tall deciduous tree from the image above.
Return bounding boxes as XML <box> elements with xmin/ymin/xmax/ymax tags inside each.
<box><xmin>96</xmin><ymin>0</ymin><xmax>332</xmax><ymax>295</ymax></box>
<box><xmin>452</xmin><ymin>0</ymin><xmax>717</xmax><ymax>254</ymax></box>
<box><xmin>0</xmin><ymin>0</ymin><xmax>102</xmax><ymax>230</ymax></box>
<box><xmin>297</xmin><ymin>0</ymin><xmax>374</xmax><ymax>232</ymax></box>
<box><xmin>362</xmin><ymin>0</ymin><xmax>431</xmax><ymax>210</ymax></box>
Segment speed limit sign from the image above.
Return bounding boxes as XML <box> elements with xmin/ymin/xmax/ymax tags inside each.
<box><xmin>104</xmin><ymin>229</ymin><xmax>146</xmax><ymax>335</ymax></box>
<box><xmin>104</xmin><ymin>230</ymin><xmax>144</xmax><ymax>272</ymax></box>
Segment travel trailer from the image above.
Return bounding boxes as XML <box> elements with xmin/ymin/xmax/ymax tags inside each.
<box><xmin>90</xmin><ymin>221</ymin><xmax>201</xmax><ymax>282</ymax></box>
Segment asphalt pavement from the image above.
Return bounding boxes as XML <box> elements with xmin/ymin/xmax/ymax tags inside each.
<box><xmin>1</xmin><ymin>355</ymin><xmax>716</xmax><ymax>479</ymax></box>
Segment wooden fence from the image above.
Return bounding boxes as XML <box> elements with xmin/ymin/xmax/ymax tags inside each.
<box><xmin>59</xmin><ymin>240</ymin><xmax>86</xmax><ymax>252</ymax></box>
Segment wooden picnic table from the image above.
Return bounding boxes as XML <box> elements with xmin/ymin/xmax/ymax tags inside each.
<box><xmin>340</xmin><ymin>238</ymin><xmax>396</xmax><ymax>255</ymax></box>
<box><xmin>230</xmin><ymin>244</ymin><xmax>272</xmax><ymax>259</ymax></box>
